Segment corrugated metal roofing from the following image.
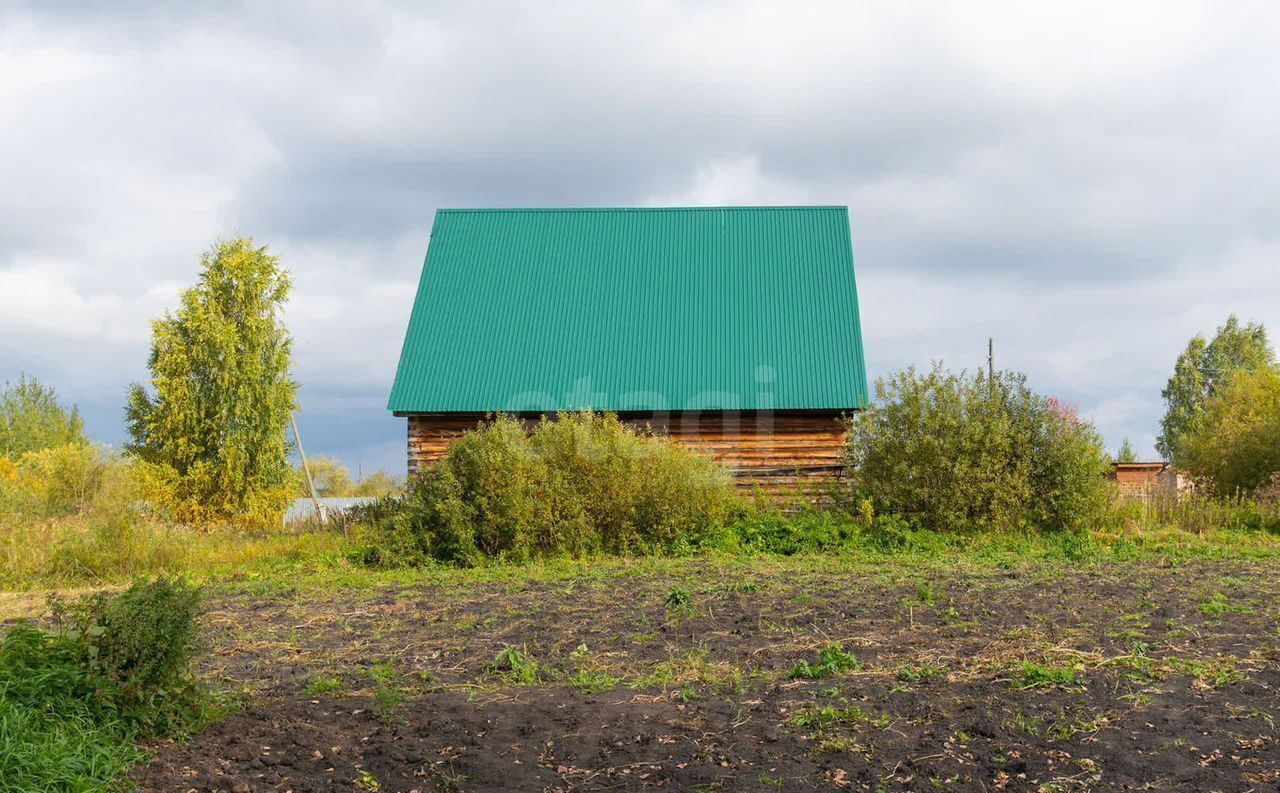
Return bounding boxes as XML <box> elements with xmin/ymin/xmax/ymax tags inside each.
<box><xmin>387</xmin><ymin>206</ymin><xmax>868</xmax><ymax>413</ymax></box>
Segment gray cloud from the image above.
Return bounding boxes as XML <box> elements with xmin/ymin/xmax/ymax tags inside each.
<box><xmin>2</xmin><ymin>0</ymin><xmax>1278</xmax><ymax>470</ymax></box>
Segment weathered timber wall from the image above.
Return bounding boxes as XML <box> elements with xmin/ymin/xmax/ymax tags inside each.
<box><xmin>405</xmin><ymin>412</ymin><xmax>848</xmax><ymax>496</ymax></box>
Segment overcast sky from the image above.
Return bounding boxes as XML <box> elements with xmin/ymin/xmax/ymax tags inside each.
<box><xmin>2</xmin><ymin>1</ymin><xmax>1278</xmax><ymax>474</ymax></box>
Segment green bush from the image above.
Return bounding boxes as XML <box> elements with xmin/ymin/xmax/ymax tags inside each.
<box><xmin>51</xmin><ymin>576</ymin><xmax>204</xmax><ymax>734</ymax></box>
<box><xmin>0</xmin><ymin>578</ymin><xmax>206</xmax><ymax>790</ymax></box>
<box><xmin>843</xmin><ymin>365</ymin><xmax>1111</xmax><ymax>534</ymax></box>
<box><xmin>354</xmin><ymin>413</ymin><xmax>741</xmax><ymax>566</ymax></box>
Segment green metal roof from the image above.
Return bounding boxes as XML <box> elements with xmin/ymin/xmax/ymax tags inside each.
<box><xmin>388</xmin><ymin>206</ymin><xmax>868</xmax><ymax>413</ymax></box>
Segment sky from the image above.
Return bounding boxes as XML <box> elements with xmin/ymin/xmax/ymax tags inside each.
<box><xmin>2</xmin><ymin>1</ymin><xmax>1278</xmax><ymax>474</ymax></box>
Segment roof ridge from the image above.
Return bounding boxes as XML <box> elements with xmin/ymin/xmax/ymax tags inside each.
<box><xmin>436</xmin><ymin>205</ymin><xmax>848</xmax><ymax>214</ymax></box>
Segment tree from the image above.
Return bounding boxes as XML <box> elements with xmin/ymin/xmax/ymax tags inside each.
<box><xmin>1115</xmin><ymin>438</ymin><xmax>1138</xmax><ymax>464</ymax></box>
<box><xmin>126</xmin><ymin>238</ymin><xmax>296</xmax><ymax>526</ymax></box>
<box><xmin>296</xmin><ymin>455</ymin><xmax>355</xmax><ymax>498</ymax></box>
<box><xmin>1158</xmin><ymin>315</ymin><xmax>1275</xmax><ymax>461</ymax></box>
<box><xmin>0</xmin><ymin>374</ymin><xmax>88</xmax><ymax>457</ymax></box>
<box><xmin>1176</xmin><ymin>368</ymin><xmax>1280</xmax><ymax>496</ymax></box>
<box><xmin>843</xmin><ymin>365</ymin><xmax>1111</xmax><ymax>534</ymax></box>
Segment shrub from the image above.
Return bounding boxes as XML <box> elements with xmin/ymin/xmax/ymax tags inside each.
<box><xmin>354</xmin><ymin>413</ymin><xmax>740</xmax><ymax>566</ymax></box>
<box><xmin>843</xmin><ymin>365</ymin><xmax>1111</xmax><ymax>534</ymax></box>
<box><xmin>0</xmin><ymin>578</ymin><xmax>206</xmax><ymax>790</ymax></box>
<box><xmin>50</xmin><ymin>577</ymin><xmax>205</xmax><ymax>734</ymax></box>
<box><xmin>1</xmin><ymin>444</ymin><xmax>136</xmax><ymax>518</ymax></box>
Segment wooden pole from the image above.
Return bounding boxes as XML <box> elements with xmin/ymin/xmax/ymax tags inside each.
<box><xmin>988</xmin><ymin>337</ymin><xmax>994</xmax><ymax>380</ymax></box>
<box><xmin>290</xmin><ymin>413</ymin><xmax>325</xmax><ymax>524</ymax></box>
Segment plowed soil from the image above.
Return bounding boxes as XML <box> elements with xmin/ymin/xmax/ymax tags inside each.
<box><xmin>132</xmin><ymin>557</ymin><xmax>1280</xmax><ymax>792</ymax></box>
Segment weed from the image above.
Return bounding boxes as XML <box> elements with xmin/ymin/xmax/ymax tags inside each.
<box><xmin>488</xmin><ymin>645</ymin><xmax>540</xmax><ymax>686</ymax></box>
<box><xmin>790</xmin><ymin>704</ymin><xmax>868</xmax><ymax>730</ymax></box>
<box><xmin>790</xmin><ymin>643</ymin><xmax>860</xmax><ymax>680</ymax></box>
<box><xmin>368</xmin><ymin>661</ymin><xmax>406</xmax><ymax>720</ymax></box>
<box><xmin>568</xmin><ymin>670</ymin><xmax>619</xmax><ymax>693</ymax></box>
<box><xmin>1013</xmin><ymin>661</ymin><xmax>1081</xmax><ymax>689</ymax></box>
<box><xmin>426</xmin><ymin>767</ymin><xmax>469</xmax><ymax>792</ymax></box>
<box><xmin>915</xmin><ymin>580</ymin><xmax>938</xmax><ymax>606</ymax></box>
<box><xmin>1198</xmin><ymin>592</ymin><xmax>1252</xmax><ymax>618</ymax></box>
<box><xmin>303</xmin><ymin>674</ymin><xmax>343</xmax><ymax>696</ymax></box>
<box><xmin>354</xmin><ymin>771</ymin><xmax>381</xmax><ymax>791</ymax></box>
<box><xmin>664</xmin><ymin>586</ymin><xmax>692</xmax><ymax>610</ymax></box>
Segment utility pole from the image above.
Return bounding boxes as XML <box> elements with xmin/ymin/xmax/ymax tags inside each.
<box><xmin>983</xmin><ymin>337</ymin><xmax>993</xmax><ymax>399</ymax></box>
<box><xmin>290</xmin><ymin>413</ymin><xmax>325</xmax><ymax>525</ymax></box>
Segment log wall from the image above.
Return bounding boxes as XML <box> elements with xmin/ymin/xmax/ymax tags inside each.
<box><xmin>405</xmin><ymin>411</ymin><xmax>848</xmax><ymax>498</ymax></box>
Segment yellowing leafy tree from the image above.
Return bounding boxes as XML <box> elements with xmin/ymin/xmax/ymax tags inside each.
<box><xmin>1158</xmin><ymin>315</ymin><xmax>1274</xmax><ymax>461</ymax></box>
<box><xmin>125</xmin><ymin>238</ymin><xmax>296</xmax><ymax>528</ymax></box>
<box><xmin>0</xmin><ymin>374</ymin><xmax>88</xmax><ymax>457</ymax></box>
<box><xmin>294</xmin><ymin>456</ymin><xmax>404</xmax><ymax>498</ymax></box>
<box><xmin>1176</xmin><ymin>369</ymin><xmax>1280</xmax><ymax>496</ymax></box>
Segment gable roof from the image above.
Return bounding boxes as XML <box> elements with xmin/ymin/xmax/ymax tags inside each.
<box><xmin>388</xmin><ymin>206</ymin><xmax>868</xmax><ymax>414</ymax></box>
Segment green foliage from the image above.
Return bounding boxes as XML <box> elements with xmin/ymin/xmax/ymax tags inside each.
<box><xmin>1175</xmin><ymin>369</ymin><xmax>1280</xmax><ymax>496</ymax></box>
<box><xmin>353</xmin><ymin>413</ymin><xmax>740</xmax><ymax>566</ymax></box>
<box><xmin>0</xmin><ymin>578</ymin><xmax>206</xmax><ymax>791</ymax></box>
<box><xmin>664</xmin><ymin>587</ymin><xmax>692</xmax><ymax>609</ymax></box>
<box><xmin>0</xmin><ymin>444</ymin><xmax>137</xmax><ymax>519</ymax></box>
<box><xmin>50</xmin><ymin>577</ymin><xmax>205</xmax><ymax>735</ymax></box>
<box><xmin>843</xmin><ymin>364</ymin><xmax>1112</xmax><ymax>534</ymax></box>
<box><xmin>487</xmin><ymin>646</ymin><xmax>540</xmax><ymax>685</ymax></box>
<box><xmin>126</xmin><ymin>237</ymin><xmax>297</xmax><ymax>528</ymax></box>
<box><xmin>0</xmin><ymin>374</ymin><xmax>87</xmax><ymax>457</ymax></box>
<box><xmin>1115</xmin><ymin>438</ymin><xmax>1139</xmax><ymax>464</ymax></box>
<box><xmin>1013</xmin><ymin>661</ymin><xmax>1081</xmax><ymax>689</ymax></box>
<box><xmin>788</xmin><ymin>643</ymin><xmax>859</xmax><ymax>679</ymax></box>
<box><xmin>1158</xmin><ymin>315</ymin><xmax>1275</xmax><ymax>461</ymax></box>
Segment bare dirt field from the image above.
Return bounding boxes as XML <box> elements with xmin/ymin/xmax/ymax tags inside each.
<box><xmin>131</xmin><ymin>556</ymin><xmax>1280</xmax><ymax>792</ymax></box>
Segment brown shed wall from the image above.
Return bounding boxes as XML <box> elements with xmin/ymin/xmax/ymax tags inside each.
<box><xmin>405</xmin><ymin>412</ymin><xmax>848</xmax><ymax>496</ymax></box>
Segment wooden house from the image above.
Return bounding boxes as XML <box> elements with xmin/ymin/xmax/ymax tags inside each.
<box><xmin>388</xmin><ymin>206</ymin><xmax>868</xmax><ymax>493</ymax></box>
<box><xmin>1108</xmin><ymin>461</ymin><xmax>1186</xmax><ymax>500</ymax></box>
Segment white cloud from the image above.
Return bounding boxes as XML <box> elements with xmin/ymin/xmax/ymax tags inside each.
<box><xmin>1</xmin><ymin>0</ymin><xmax>1277</xmax><ymax>468</ymax></box>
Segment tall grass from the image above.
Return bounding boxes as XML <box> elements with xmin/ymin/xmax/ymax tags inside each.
<box><xmin>0</xmin><ymin>515</ymin><xmax>348</xmax><ymax>590</ymax></box>
<box><xmin>0</xmin><ymin>444</ymin><xmax>349</xmax><ymax>589</ymax></box>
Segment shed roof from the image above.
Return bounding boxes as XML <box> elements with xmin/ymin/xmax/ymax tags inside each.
<box><xmin>388</xmin><ymin>206</ymin><xmax>868</xmax><ymax>414</ymax></box>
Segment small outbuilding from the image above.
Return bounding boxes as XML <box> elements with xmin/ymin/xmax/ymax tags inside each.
<box><xmin>1108</xmin><ymin>461</ymin><xmax>1185</xmax><ymax>499</ymax></box>
<box><xmin>388</xmin><ymin>206</ymin><xmax>868</xmax><ymax>493</ymax></box>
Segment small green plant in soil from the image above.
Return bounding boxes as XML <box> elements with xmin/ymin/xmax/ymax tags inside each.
<box><xmin>1014</xmin><ymin>661</ymin><xmax>1081</xmax><ymax>689</ymax></box>
<box><xmin>487</xmin><ymin>645</ymin><xmax>540</xmax><ymax>686</ymax></box>
<box><xmin>915</xmin><ymin>580</ymin><xmax>938</xmax><ymax>605</ymax></box>
<box><xmin>426</xmin><ymin>767</ymin><xmax>469</xmax><ymax>792</ymax></box>
<box><xmin>303</xmin><ymin>674</ymin><xmax>344</xmax><ymax>696</ymax></box>
<box><xmin>789</xmin><ymin>643</ymin><xmax>860</xmax><ymax>680</ymax></box>
<box><xmin>664</xmin><ymin>586</ymin><xmax>692</xmax><ymax>609</ymax></box>
<box><xmin>568</xmin><ymin>670</ymin><xmax>619</xmax><ymax>694</ymax></box>
<box><xmin>1197</xmin><ymin>592</ymin><xmax>1252</xmax><ymax>618</ymax></box>
<box><xmin>790</xmin><ymin>704</ymin><xmax>869</xmax><ymax>730</ymax></box>
<box><xmin>368</xmin><ymin>661</ymin><xmax>407</xmax><ymax>720</ymax></box>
